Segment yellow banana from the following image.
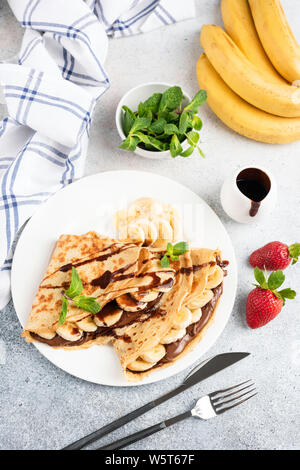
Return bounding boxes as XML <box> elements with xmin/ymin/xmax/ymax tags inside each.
<box><xmin>249</xmin><ymin>0</ymin><xmax>300</xmax><ymax>83</ymax></box>
<box><xmin>221</xmin><ymin>0</ymin><xmax>286</xmax><ymax>84</ymax></box>
<box><xmin>200</xmin><ymin>25</ymin><xmax>300</xmax><ymax>118</ymax></box>
<box><xmin>196</xmin><ymin>54</ymin><xmax>300</xmax><ymax>144</ymax></box>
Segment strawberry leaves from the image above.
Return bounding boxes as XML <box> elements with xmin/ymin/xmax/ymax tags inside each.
<box><xmin>289</xmin><ymin>243</ymin><xmax>300</xmax><ymax>265</ymax></box>
<box><xmin>253</xmin><ymin>268</ymin><xmax>296</xmax><ymax>305</ymax></box>
<box><xmin>59</xmin><ymin>267</ymin><xmax>101</xmax><ymax>325</ymax></box>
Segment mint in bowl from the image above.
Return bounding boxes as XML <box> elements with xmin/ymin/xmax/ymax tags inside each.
<box><xmin>115</xmin><ymin>82</ymin><xmax>207</xmax><ymax>160</ymax></box>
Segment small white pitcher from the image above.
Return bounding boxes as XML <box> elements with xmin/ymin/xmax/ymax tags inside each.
<box><xmin>220</xmin><ymin>166</ymin><xmax>277</xmax><ymax>223</ymax></box>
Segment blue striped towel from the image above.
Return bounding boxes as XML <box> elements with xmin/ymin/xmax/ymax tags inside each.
<box><xmin>0</xmin><ymin>0</ymin><xmax>195</xmax><ymax>309</ymax></box>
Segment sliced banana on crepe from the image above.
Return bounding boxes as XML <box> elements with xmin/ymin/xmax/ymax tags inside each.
<box><xmin>172</xmin><ymin>306</ymin><xmax>193</xmax><ymax>329</ymax></box>
<box><xmin>35</xmin><ymin>328</ymin><xmax>56</xmax><ymax>340</ymax></box>
<box><xmin>206</xmin><ymin>265</ymin><xmax>223</xmax><ymax>289</ymax></box>
<box><xmin>114</xmin><ymin>197</ymin><xmax>182</xmax><ymax>247</ymax></box>
<box><xmin>131</xmin><ymin>290</ymin><xmax>160</xmax><ymax>302</ymax></box>
<box><xmin>127</xmin><ymin>358</ymin><xmax>156</xmax><ymax>371</ymax></box>
<box><xmin>116</xmin><ymin>294</ymin><xmax>146</xmax><ymax>312</ymax></box>
<box><xmin>161</xmin><ymin>327</ymin><xmax>187</xmax><ymax>344</ymax></box>
<box><xmin>187</xmin><ymin>289</ymin><xmax>214</xmax><ymax>309</ymax></box>
<box><xmin>191</xmin><ymin>308</ymin><xmax>202</xmax><ymax>323</ymax></box>
<box><xmin>128</xmin><ymin>197</ymin><xmax>163</xmax><ymax>219</ymax></box>
<box><xmin>127</xmin><ymin>223</ymin><xmax>145</xmax><ymax>243</ymax></box>
<box><xmin>76</xmin><ymin>316</ymin><xmax>98</xmax><ymax>332</ymax></box>
<box><xmin>156</xmin><ymin>219</ymin><xmax>173</xmax><ymax>241</ymax></box>
<box><xmin>56</xmin><ymin>323</ymin><xmax>83</xmax><ymax>342</ymax></box>
<box><xmin>94</xmin><ymin>308</ymin><xmax>123</xmax><ymax>327</ymax></box>
<box><xmin>140</xmin><ymin>344</ymin><xmax>166</xmax><ymax>363</ymax></box>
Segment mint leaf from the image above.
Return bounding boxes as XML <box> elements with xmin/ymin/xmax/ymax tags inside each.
<box><xmin>173</xmin><ymin>241</ymin><xmax>189</xmax><ymax>256</ymax></box>
<box><xmin>164</xmin><ymin>123</ymin><xmax>179</xmax><ymax>135</ymax></box>
<box><xmin>159</xmin><ymin>86</ymin><xmax>183</xmax><ymax>113</ymax></box>
<box><xmin>179</xmin><ymin>111</ymin><xmax>190</xmax><ymax>134</ymax></box>
<box><xmin>73</xmin><ymin>296</ymin><xmax>101</xmax><ymax>314</ymax></box>
<box><xmin>180</xmin><ymin>146</ymin><xmax>194</xmax><ymax>158</ymax></box>
<box><xmin>186</xmin><ymin>130</ymin><xmax>199</xmax><ymax>146</ymax></box>
<box><xmin>119</xmin><ymin>135</ymin><xmax>140</xmax><ymax>152</ymax></box>
<box><xmin>197</xmin><ymin>146</ymin><xmax>205</xmax><ymax>158</ymax></box>
<box><xmin>139</xmin><ymin>93</ymin><xmax>162</xmax><ymax>115</ymax></box>
<box><xmin>184</xmin><ymin>89</ymin><xmax>207</xmax><ymax>114</ymax></box>
<box><xmin>149</xmin><ymin>118</ymin><xmax>166</xmax><ymax>134</ymax></box>
<box><xmin>166</xmin><ymin>242</ymin><xmax>173</xmax><ymax>256</ymax></box>
<box><xmin>254</xmin><ymin>267</ymin><xmax>267</xmax><ymax>289</ymax></box>
<box><xmin>65</xmin><ymin>267</ymin><xmax>83</xmax><ymax>298</ymax></box>
<box><xmin>161</xmin><ymin>254</ymin><xmax>170</xmax><ymax>268</ymax></box>
<box><xmin>129</xmin><ymin>117</ymin><xmax>151</xmax><ymax>134</ymax></box>
<box><xmin>59</xmin><ymin>296</ymin><xmax>68</xmax><ymax>325</ymax></box>
<box><xmin>170</xmin><ymin>134</ymin><xmax>182</xmax><ymax>158</ymax></box>
<box><xmin>192</xmin><ymin>115</ymin><xmax>203</xmax><ymax>131</ymax></box>
<box><xmin>134</xmin><ymin>132</ymin><xmax>165</xmax><ymax>151</ymax></box>
<box><xmin>289</xmin><ymin>243</ymin><xmax>300</xmax><ymax>264</ymax></box>
<box><xmin>268</xmin><ymin>270</ymin><xmax>285</xmax><ymax>291</ymax></box>
<box><xmin>122</xmin><ymin>105</ymin><xmax>136</xmax><ymax>136</ymax></box>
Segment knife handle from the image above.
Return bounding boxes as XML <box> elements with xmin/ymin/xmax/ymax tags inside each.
<box><xmin>63</xmin><ymin>384</ymin><xmax>186</xmax><ymax>450</ymax></box>
<box><xmin>97</xmin><ymin>411</ymin><xmax>192</xmax><ymax>451</ymax></box>
<box><xmin>62</xmin><ymin>401</ymin><xmax>155</xmax><ymax>450</ymax></box>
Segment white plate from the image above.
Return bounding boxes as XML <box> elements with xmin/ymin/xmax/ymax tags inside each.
<box><xmin>12</xmin><ymin>170</ymin><xmax>237</xmax><ymax>387</ymax></box>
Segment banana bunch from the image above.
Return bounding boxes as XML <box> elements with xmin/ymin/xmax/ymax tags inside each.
<box><xmin>196</xmin><ymin>0</ymin><xmax>300</xmax><ymax>144</ymax></box>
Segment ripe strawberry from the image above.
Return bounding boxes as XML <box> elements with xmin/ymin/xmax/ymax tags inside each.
<box><xmin>246</xmin><ymin>268</ymin><xmax>296</xmax><ymax>329</ymax></box>
<box><xmin>249</xmin><ymin>241</ymin><xmax>300</xmax><ymax>271</ymax></box>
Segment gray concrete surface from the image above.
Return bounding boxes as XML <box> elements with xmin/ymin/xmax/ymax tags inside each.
<box><xmin>0</xmin><ymin>0</ymin><xmax>299</xmax><ymax>450</ymax></box>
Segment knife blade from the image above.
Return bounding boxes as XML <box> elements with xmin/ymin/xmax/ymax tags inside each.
<box><xmin>63</xmin><ymin>352</ymin><xmax>249</xmax><ymax>450</ymax></box>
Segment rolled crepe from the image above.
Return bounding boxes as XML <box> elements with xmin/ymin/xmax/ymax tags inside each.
<box><xmin>114</xmin><ymin>248</ymin><xmax>225</xmax><ymax>381</ymax></box>
<box><xmin>22</xmin><ymin>232</ymin><xmax>176</xmax><ymax>349</ymax></box>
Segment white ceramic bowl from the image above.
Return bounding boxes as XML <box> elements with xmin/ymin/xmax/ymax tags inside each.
<box><xmin>115</xmin><ymin>82</ymin><xmax>192</xmax><ymax>160</ymax></box>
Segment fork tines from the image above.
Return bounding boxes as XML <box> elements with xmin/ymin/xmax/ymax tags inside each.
<box><xmin>209</xmin><ymin>380</ymin><xmax>257</xmax><ymax>415</ymax></box>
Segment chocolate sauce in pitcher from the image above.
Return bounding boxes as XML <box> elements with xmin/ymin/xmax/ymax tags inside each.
<box><xmin>236</xmin><ymin>168</ymin><xmax>271</xmax><ymax>217</ymax></box>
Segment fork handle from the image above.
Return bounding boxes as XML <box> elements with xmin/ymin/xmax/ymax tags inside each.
<box><xmin>97</xmin><ymin>411</ymin><xmax>192</xmax><ymax>450</ymax></box>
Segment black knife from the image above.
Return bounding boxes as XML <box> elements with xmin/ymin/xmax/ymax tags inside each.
<box><xmin>63</xmin><ymin>352</ymin><xmax>249</xmax><ymax>450</ymax></box>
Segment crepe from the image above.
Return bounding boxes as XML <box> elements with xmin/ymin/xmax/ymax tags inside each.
<box><xmin>22</xmin><ymin>230</ymin><xmax>227</xmax><ymax>382</ymax></box>
<box><xmin>22</xmin><ymin>232</ymin><xmax>177</xmax><ymax>349</ymax></box>
<box><xmin>113</xmin><ymin>248</ymin><xmax>225</xmax><ymax>381</ymax></box>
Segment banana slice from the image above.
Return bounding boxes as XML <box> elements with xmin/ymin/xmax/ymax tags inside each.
<box><xmin>35</xmin><ymin>328</ymin><xmax>56</xmax><ymax>340</ymax></box>
<box><xmin>157</xmin><ymin>219</ymin><xmax>173</xmax><ymax>241</ymax></box>
<box><xmin>94</xmin><ymin>308</ymin><xmax>123</xmax><ymax>327</ymax></box>
<box><xmin>161</xmin><ymin>327</ymin><xmax>186</xmax><ymax>345</ymax></box>
<box><xmin>131</xmin><ymin>290</ymin><xmax>160</xmax><ymax>302</ymax></box>
<box><xmin>191</xmin><ymin>308</ymin><xmax>202</xmax><ymax>324</ymax></box>
<box><xmin>76</xmin><ymin>316</ymin><xmax>97</xmax><ymax>332</ymax></box>
<box><xmin>114</xmin><ymin>209</ymin><xmax>128</xmax><ymax>229</ymax></box>
<box><xmin>170</xmin><ymin>211</ymin><xmax>181</xmax><ymax>240</ymax></box>
<box><xmin>140</xmin><ymin>344</ymin><xmax>166</xmax><ymax>363</ymax></box>
<box><xmin>172</xmin><ymin>306</ymin><xmax>193</xmax><ymax>329</ymax></box>
<box><xmin>128</xmin><ymin>198</ymin><xmax>163</xmax><ymax>219</ymax></box>
<box><xmin>56</xmin><ymin>323</ymin><xmax>83</xmax><ymax>342</ymax></box>
<box><xmin>116</xmin><ymin>294</ymin><xmax>146</xmax><ymax>312</ymax></box>
<box><xmin>187</xmin><ymin>289</ymin><xmax>214</xmax><ymax>309</ymax></box>
<box><xmin>206</xmin><ymin>265</ymin><xmax>223</xmax><ymax>289</ymax></box>
<box><xmin>127</xmin><ymin>223</ymin><xmax>145</xmax><ymax>243</ymax></box>
<box><xmin>153</xmin><ymin>272</ymin><xmax>175</xmax><ymax>293</ymax></box>
<box><xmin>127</xmin><ymin>358</ymin><xmax>156</xmax><ymax>372</ymax></box>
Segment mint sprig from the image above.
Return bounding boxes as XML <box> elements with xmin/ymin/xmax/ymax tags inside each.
<box><xmin>160</xmin><ymin>241</ymin><xmax>189</xmax><ymax>268</ymax></box>
<box><xmin>59</xmin><ymin>267</ymin><xmax>101</xmax><ymax>325</ymax></box>
<box><xmin>253</xmin><ymin>267</ymin><xmax>296</xmax><ymax>304</ymax></box>
<box><xmin>120</xmin><ymin>86</ymin><xmax>207</xmax><ymax>158</ymax></box>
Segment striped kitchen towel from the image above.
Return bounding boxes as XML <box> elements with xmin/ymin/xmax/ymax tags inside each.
<box><xmin>0</xmin><ymin>0</ymin><xmax>195</xmax><ymax>309</ymax></box>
